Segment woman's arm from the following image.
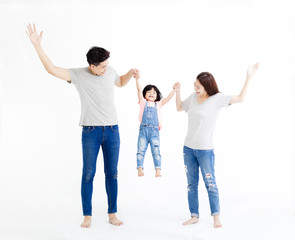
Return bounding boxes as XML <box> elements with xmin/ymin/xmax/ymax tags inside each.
<box><xmin>230</xmin><ymin>63</ymin><xmax>259</xmax><ymax>104</ymax></box>
<box><xmin>175</xmin><ymin>82</ymin><xmax>183</xmax><ymax>111</ymax></box>
<box><xmin>161</xmin><ymin>84</ymin><xmax>176</xmax><ymax>106</ymax></box>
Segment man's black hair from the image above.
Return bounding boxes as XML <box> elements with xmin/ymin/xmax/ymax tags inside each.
<box><xmin>86</xmin><ymin>47</ymin><xmax>110</xmax><ymax>66</ymax></box>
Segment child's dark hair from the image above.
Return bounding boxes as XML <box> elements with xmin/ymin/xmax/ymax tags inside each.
<box><xmin>86</xmin><ymin>46</ymin><xmax>110</xmax><ymax>66</ymax></box>
<box><xmin>142</xmin><ymin>85</ymin><xmax>163</xmax><ymax>102</ymax></box>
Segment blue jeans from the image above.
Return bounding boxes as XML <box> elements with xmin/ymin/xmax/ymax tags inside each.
<box><xmin>137</xmin><ymin>124</ymin><xmax>161</xmax><ymax>169</ymax></box>
<box><xmin>81</xmin><ymin>125</ymin><xmax>120</xmax><ymax>216</ymax></box>
<box><xmin>183</xmin><ymin>146</ymin><xmax>220</xmax><ymax>217</ymax></box>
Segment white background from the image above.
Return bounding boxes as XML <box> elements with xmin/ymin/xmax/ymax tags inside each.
<box><xmin>0</xmin><ymin>0</ymin><xmax>295</xmax><ymax>239</ymax></box>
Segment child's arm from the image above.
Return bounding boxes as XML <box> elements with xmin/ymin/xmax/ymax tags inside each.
<box><xmin>230</xmin><ymin>63</ymin><xmax>259</xmax><ymax>104</ymax></box>
<box><xmin>135</xmin><ymin>77</ymin><xmax>144</xmax><ymax>102</ymax></box>
<box><xmin>161</xmin><ymin>84</ymin><xmax>177</xmax><ymax>106</ymax></box>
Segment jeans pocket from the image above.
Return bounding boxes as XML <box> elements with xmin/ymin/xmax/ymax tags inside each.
<box><xmin>110</xmin><ymin>125</ymin><xmax>119</xmax><ymax>133</ymax></box>
<box><xmin>82</xmin><ymin>126</ymin><xmax>95</xmax><ymax>133</ymax></box>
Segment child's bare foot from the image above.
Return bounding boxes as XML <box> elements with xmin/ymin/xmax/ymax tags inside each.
<box><xmin>81</xmin><ymin>216</ymin><xmax>92</xmax><ymax>228</ymax></box>
<box><xmin>108</xmin><ymin>213</ymin><xmax>123</xmax><ymax>226</ymax></box>
<box><xmin>138</xmin><ymin>168</ymin><xmax>144</xmax><ymax>176</ymax></box>
<box><xmin>213</xmin><ymin>215</ymin><xmax>222</xmax><ymax>228</ymax></box>
<box><xmin>182</xmin><ymin>217</ymin><xmax>199</xmax><ymax>225</ymax></box>
<box><xmin>155</xmin><ymin>169</ymin><xmax>162</xmax><ymax>177</ymax></box>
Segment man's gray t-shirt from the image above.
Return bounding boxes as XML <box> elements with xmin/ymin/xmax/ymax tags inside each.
<box><xmin>68</xmin><ymin>66</ymin><xmax>119</xmax><ymax>126</ymax></box>
<box><xmin>182</xmin><ymin>92</ymin><xmax>232</xmax><ymax>150</ymax></box>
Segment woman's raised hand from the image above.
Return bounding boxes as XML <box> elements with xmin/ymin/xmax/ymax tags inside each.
<box><xmin>26</xmin><ymin>23</ymin><xmax>43</xmax><ymax>46</ymax></box>
<box><xmin>247</xmin><ymin>62</ymin><xmax>259</xmax><ymax>78</ymax></box>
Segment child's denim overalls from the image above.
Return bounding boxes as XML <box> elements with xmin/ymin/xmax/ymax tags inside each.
<box><xmin>137</xmin><ymin>101</ymin><xmax>161</xmax><ymax>169</ymax></box>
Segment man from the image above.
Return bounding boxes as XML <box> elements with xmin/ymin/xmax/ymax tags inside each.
<box><xmin>26</xmin><ymin>23</ymin><xmax>138</xmax><ymax>228</ymax></box>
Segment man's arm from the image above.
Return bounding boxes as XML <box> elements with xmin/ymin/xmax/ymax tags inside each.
<box><xmin>115</xmin><ymin>68</ymin><xmax>138</xmax><ymax>87</ymax></box>
<box><xmin>26</xmin><ymin>23</ymin><xmax>71</xmax><ymax>81</ymax></box>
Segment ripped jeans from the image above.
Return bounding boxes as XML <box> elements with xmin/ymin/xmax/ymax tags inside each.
<box><xmin>81</xmin><ymin>125</ymin><xmax>120</xmax><ymax>216</ymax></box>
<box><xmin>183</xmin><ymin>146</ymin><xmax>220</xmax><ymax>217</ymax></box>
<box><xmin>137</xmin><ymin>124</ymin><xmax>161</xmax><ymax>169</ymax></box>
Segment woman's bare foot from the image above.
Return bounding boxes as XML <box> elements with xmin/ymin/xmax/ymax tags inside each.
<box><xmin>155</xmin><ymin>169</ymin><xmax>162</xmax><ymax>177</ymax></box>
<box><xmin>213</xmin><ymin>215</ymin><xmax>222</xmax><ymax>228</ymax></box>
<box><xmin>81</xmin><ymin>216</ymin><xmax>92</xmax><ymax>228</ymax></box>
<box><xmin>138</xmin><ymin>168</ymin><xmax>144</xmax><ymax>177</ymax></box>
<box><xmin>182</xmin><ymin>217</ymin><xmax>199</xmax><ymax>225</ymax></box>
<box><xmin>108</xmin><ymin>213</ymin><xmax>123</xmax><ymax>226</ymax></box>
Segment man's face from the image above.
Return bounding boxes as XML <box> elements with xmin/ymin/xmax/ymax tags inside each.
<box><xmin>90</xmin><ymin>59</ymin><xmax>109</xmax><ymax>76</ymax></box>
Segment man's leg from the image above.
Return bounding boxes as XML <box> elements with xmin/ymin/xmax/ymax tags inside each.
<box><xmin>81</xmin><ymin>126</ymin><xmax>102</xmax><ymax>228</ymax></box>
<box><xmin>102</xmin><ymin>125</ymin><xmax>122</xmax><ymax>226</ymax></box>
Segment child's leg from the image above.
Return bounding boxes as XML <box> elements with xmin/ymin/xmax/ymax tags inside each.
<box><xmin>150</xmin><ymin>128</ymin><xmax>161</xmax><ymax>177</ymax></box>
<box><xmin>137</xmin><ymin>128</ymin><xmax>148</xmax><ymax>176</ymax></box>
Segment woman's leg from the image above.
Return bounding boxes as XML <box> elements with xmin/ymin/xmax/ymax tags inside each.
<box><xmin>197</xmin><ymin>149</ymin><xmax>222</xmax><ymax>227</ymax></box>
<box><xmin>183</xmin><ymin>146</ymin><xmax>200</xmax><ymax>225</ymax></box>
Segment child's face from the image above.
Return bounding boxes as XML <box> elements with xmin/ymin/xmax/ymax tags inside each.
<box><xmin>145</xmin><ymin>88</ymin><xmax>157</xmax><ymax>102</ymax></box>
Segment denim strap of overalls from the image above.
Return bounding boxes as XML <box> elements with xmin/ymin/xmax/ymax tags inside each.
<box><xmin>141</xmin><ymin>101</ymin><xmax>159</xmax><ymax>128</ymax></box>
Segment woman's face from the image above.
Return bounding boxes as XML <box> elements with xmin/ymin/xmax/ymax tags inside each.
<box><xmin>194</xmin><ymin>79</ymin><xmax>208</xmax><ymax>97</ymax></box>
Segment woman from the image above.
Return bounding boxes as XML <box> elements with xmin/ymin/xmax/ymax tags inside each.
<box><xmin>175</xmin><ymin>63</ymin><xmax>259</xmax><ymax>228</ymax></box>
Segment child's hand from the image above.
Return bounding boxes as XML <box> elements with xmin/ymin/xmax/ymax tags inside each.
<box><xmin>133</xmin><ymin>69</ymin><xmax>140</xmax><ymax>79</ymax></box>
<box><xmin>173</xmin><ymin>82</ymin><xmax>181</xmax><ymax>91</ymax></box>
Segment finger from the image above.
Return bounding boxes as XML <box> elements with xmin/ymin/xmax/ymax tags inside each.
<box><xmin>254</xmin><ymin>62</ymin><xmax>260</xmax><ymax>70</ymax></box>
<box><xmin>40</xmin><ymin>31</ymin><xmax>43</xmax><ymax>38</ymax></box>
<box><xmin>27</xmin><ymin>24</ymin><xmax>32</xmax><ymax>34</ymax></box>
<box><xmin>26</xmin><ymin>25</ymin><xmax>30</xmax><ymax>34</ymax></box>
<box><xmin>25</xmin><ymin>30</ymin><xmax>30</xmax><ymax>38</ymax></box>
<box><xmin>33</xmin><ymin>23</ymin><xmax>37</xmax><ymax>33</ymax></box>
<box><xmin>28</xmin><ymin>24</ymin><xmax>33</xmax><ymax>34</ymax></box>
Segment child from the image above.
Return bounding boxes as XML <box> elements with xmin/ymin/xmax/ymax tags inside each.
<box><xmin>135</xmin><ymin>76</ymin><xmax>177</xmax><ymax>177</ymax></box>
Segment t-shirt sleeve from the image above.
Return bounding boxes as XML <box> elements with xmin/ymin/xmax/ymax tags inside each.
<box><xmin>110</xmin><ymin>66</ymin><xmax>120</xmax><ymax>84</ymax></box>
<box><xmin>215</xmin><ymin>93</ymin><xmax>233</xmax><ymax>108</ymax></box>
<box><xmin>182</xmin><ymin>93</ymin><xmax>194</xmax><ymax>112</ymax></box>
<box><xmin>68</xmin><ymin>68</ymin><xmax>78</xmax><ymax>85</ymax></box>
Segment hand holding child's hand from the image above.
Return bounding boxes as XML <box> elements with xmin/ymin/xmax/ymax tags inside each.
<box><xmin>133</xmin><ymin>69</ymin><xmax>140</xmax><ymax>79</ymax></box>
<box><xmin>173</xmin><ymin>82</ymin><xmax>180</xmax><ymax>91</ymax></box>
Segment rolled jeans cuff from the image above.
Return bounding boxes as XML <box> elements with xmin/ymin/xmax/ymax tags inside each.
<box><xmin>211</xmin><ymin>212</ymin><xmax>220</xmax><ymax>216</ymax></box>
<box><xmin>191</xmin><ymin>213</ymin><xmax>200</xmax><ymax>218</ymax></box>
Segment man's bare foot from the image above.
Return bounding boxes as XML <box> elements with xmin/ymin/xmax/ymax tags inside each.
<box><xmin>155</xmin><ymin>169</ymin><xmax>162</xmax><ymax>177</ymax></box>
<box><xmin>213</xmin><ymin>215</ymin><xmax>222</xmax><ymax>228</ymax></box>
<box><xmin>81</xmin><ymin>216</ymin><xmax>92</xmax><ymax>228</ymax></box>
<box><xmin>108</xmin><ymin>213</ymin><xmax>123</xmax><ymax>226</ymax></box>
<box><xmin>182</xmin><ymin>217</ymin><xmax>199</xmax><ymax>225</ymax></box>
<box><xmin>138</xmin><ymin>168</ymin><xmax>144</xmax><ymax>177</ymax></box>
